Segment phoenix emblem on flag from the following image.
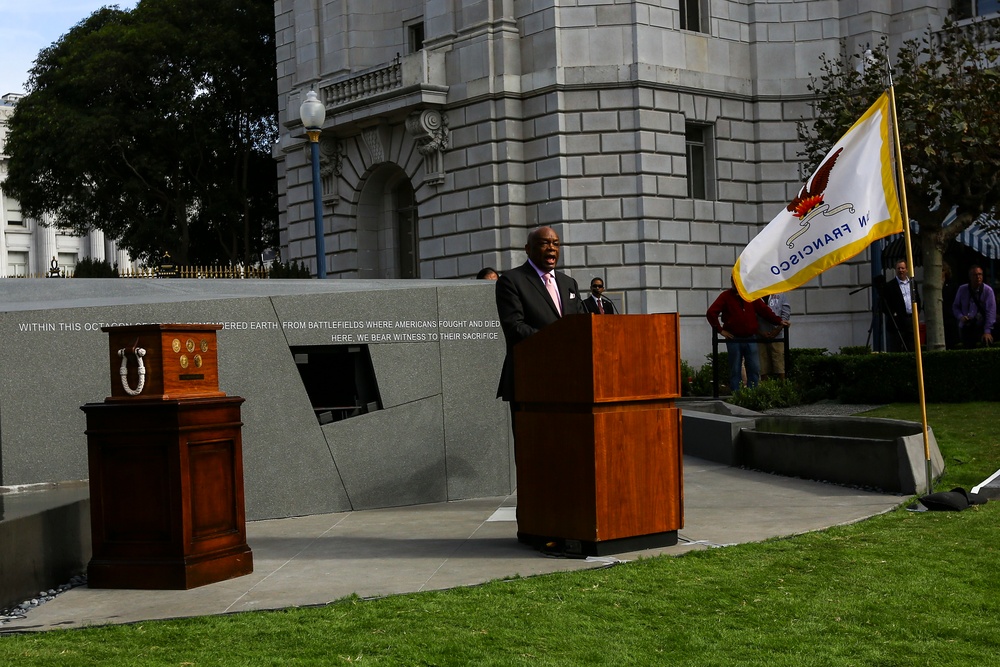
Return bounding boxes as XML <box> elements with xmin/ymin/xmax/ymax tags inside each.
<box><xmin>784</xmin><ymin>147</ymin><xmax>855</xmax><ymax>249</ymax></box>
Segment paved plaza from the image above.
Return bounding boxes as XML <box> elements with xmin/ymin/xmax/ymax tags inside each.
<box><xmin>1</xmin><ymin>452</ymin><xmax>905</xmax><ymax>633</ymax></box>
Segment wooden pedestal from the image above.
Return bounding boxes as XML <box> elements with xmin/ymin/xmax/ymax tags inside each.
<box><xmin>82</xmin><ymin>397</ymin><xmax>253</xmax><ymax>589</ymax></box>
<box><xmin>84</xmin><ymin>324</ymin><xmax>252</xmax><ymax>589</ymax></box>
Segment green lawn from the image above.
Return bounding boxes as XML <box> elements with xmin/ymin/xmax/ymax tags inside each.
<box><xmin>2</xmin><ymin>403</ymin><xmax>998</xmax><ymax>666</ymax></box>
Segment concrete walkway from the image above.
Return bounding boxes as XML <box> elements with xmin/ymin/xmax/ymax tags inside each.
<box><xmin>1</xmin><ymin>455</ymin><xmax>905</xmax><ymax>633</ymax></box>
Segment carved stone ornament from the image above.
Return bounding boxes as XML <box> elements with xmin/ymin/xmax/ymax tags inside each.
<box><xmin>362</xmin><ymin>126</ymin><xmax>388</xmax><ymax>164</ymax></box>
<box><xmin>304</xmin><ymin>137</ymin><xmax>344</xmax><ymax>207</ymax></box>
<box><xmin>406</xmin><ymin>109</ymin><xmax>449</xmax><ymax>186</ymax></box>
<box><xmin>319</xmin><ymin>138</ymin><xmax>343</xmax><ymax>205</ymax></box>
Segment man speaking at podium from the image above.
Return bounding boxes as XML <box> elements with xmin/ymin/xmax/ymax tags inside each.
<box><xmin>495</xmin><ymin>226</ymin><xmax>584</xmax><ymax>409</ymax></box>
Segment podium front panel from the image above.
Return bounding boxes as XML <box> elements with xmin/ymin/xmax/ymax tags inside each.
<box><xmin>514</xmin><ymin>405</ymin><xmax>682</xmax><ymax>543</ymax></box>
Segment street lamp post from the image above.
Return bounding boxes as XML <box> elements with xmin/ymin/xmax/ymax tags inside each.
<box><xmin>299</xmin><ymin>90</ymin><xmax>327</xmax><ymax>279</ymax></box>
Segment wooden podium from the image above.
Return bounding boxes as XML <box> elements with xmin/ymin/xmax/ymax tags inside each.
<box><xmin>513</xmin><ymin>313</ymin><xmax>683</xmax><ymax>556</ymax></box>
<box><xmin>82</xmin><ymin>324</ymin><xmax>253</xmax><ymax>589</ymax></box>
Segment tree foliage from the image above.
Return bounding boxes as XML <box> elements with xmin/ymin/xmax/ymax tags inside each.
<box><xmin>2</xmin><ymin>0</ymin><xmax>278</xmax><ymax>266</ymax></box>
<box><xmin>800</xmin><ymin>18</ymin><xmax>1000</xmax><ymax>349</ymax></box>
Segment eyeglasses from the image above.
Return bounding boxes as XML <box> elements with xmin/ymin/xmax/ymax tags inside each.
<box><xmin>592</xmin><ymin>284</ymin><xmax>604</xmax><ymax>290</ymax></box>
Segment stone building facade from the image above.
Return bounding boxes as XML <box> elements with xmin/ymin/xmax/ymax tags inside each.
<box><xmin>272</xmin><ymin>0</ymin><xmax>956</xmax><ymax>364</ymax></box>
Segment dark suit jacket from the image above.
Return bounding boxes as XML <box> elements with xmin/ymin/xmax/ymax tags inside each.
<box><xmin>495</xmin><ymin>261</ymin><xmax>584</xmax><ymax>400</ymax></box>
<box><xmin>882</xmin><ymin>277</ymin><xmax>920</xmax><ymax>328</ymax></box>
<box><xmin>582</xmin><ymin>294</ymin><xmax>617</xmax><ymax>314</ymax></box>
<box><xmin>882</xmin><ymin>277</ymin><xmax>920</xmax><ymax>351</ymax></box>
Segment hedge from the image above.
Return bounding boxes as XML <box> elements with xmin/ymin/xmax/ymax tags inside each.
<box><xmin>793</xmin><ymin>347</ymin><xmax>1000</xmax><ymax>403</ymax></box>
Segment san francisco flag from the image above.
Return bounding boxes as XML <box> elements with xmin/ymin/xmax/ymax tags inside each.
<box><xmin>734</xmin><ymin>92</ymin><xmax>903</xmax><ymax>301</ymax></box>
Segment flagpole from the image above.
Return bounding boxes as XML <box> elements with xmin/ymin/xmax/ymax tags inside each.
<box><xmin>887</xmin><ymin>81</ymin><xmax>934</xmax><ymax>495</ymax></box>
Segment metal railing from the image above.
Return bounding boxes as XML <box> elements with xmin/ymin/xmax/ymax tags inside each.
<box><xmin>2</xmin><ymin>265</ymin><xmax>272</xmax><ymax>280</ymax></box>
<box><xmin>117</xmin><ymin>265</ymin><xmax>270</xmax><ymax>279</ymax></box>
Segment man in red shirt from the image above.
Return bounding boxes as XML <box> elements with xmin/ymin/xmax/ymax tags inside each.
<box><xmin>707</xmin><ymin>279</ymin><xmax>787</xmax><ymax>391</ymax></box>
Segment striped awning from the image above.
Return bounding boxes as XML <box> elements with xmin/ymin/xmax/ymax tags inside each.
<box><xmin>942</xmin><ymin>208</ymin><xmax>1000</xmax><ymax>260</ymax></box>
<box><xmin>881</xmin><ymin>208</ymin><xmax>1000</xmax><ymax>265</ymax></box>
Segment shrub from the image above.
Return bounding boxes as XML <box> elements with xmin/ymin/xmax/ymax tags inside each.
<box><xmin>730</xmin><ymin>379</ymin><xmax>802</xmax><ymax>411</ymax></box>
<box><xmin>837</xmin><ymin>353</ymin><xmax>917</xmax><ymax>403</ymax></box>
<box><xmin>269</xmin><ymin>259</ymin><xmax>312</xmax><ymax>278</ymax></box>
<box><xmin>680</xmin><ymin>358</ymin><xmax>723</xmax><ymax>397</ymax></box>
<box><xmin>791</xmin><ymin>347</ymin><xmax>1000</xmax><ymax>403</ymax></box>
<box><xmin>787</xmin><ymin>347</ymin><xmax>827</xmax><ymax>380</ymax></box>
<box><xmin>680</xmin><ymin>360</ymin><xmax>696</xmax><ymax>397</ymax></box>
<box><xmin>703</xmin><ymin>351</ymin><xmax>733</xmax><ymax>396</ymax></box>
<box><xmin>922</xmin><ymin>348</ymin><xmax>999</xmax><ymax>402</ymax></box>
<box><xmin>71</xmin><ymin>257</ymin><xmax>118</xmax><ymax>278</ymax></box>
<box><xmin>790</xmin><ymin>351</ymin><xmax>842</xmax><ymax>403</ymax></box>
<box><xmin>693</xmin><ymin>359</ymin><xmax>722</xmax><ymax>396</ymax></box>
<box><xmin>705</xmin><ymin>345</ymin><xmax>1000</xmax><ymax>406</ymax></box>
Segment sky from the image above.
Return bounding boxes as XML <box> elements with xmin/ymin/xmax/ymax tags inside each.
<box><xmin>0</xmin><ymin>1</ymin><xmax>140</xmax><ymax>97</ymax></box>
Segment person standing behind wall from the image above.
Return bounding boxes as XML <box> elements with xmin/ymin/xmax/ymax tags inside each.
<box><xmin>582</xmin><ymin>277</ymin><xmax>618</xmax><ymax>314</ymax></box>
<box><xmin>707</xmin><ymin>278</ymin><xmax>786</xmax><ymax>392</ymax></box>
<box><xmin>758</xmin><ymin>292</ymin><xmax>790</xmax><ymax>381</ymax></box>
<box><xmin>883</xmin><ymin>259</ymin><xmax>920</xmax><ymax>352</ymax></box>
<box><xmin>953</xmin><ymin>264</ymin><xmax>995</xmax><ymax>348</ymax></box>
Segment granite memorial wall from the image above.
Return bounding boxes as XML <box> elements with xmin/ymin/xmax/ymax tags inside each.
<box><xmin>0</xmin><ymin>279</ymin><xmax>511</xmax><ymax>520</ymax></box>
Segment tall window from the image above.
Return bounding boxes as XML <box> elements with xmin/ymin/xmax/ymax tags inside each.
<box><xmin>58</xmin><ymin>252</ymin><xmax>78</xmax><ymax>276</ymax></box>
<box><xmin>954</xmin><ymin>0</ymin><xmax>1000</xmax><ymax>19</ymax></box>
<box><xmin>680</xmin><ymin>0</ymin><xmax>707</xmax><ymax>33</ymax></box>
<box><xmin>4</xmin><ymin>199</ymin><xmax>23</xmax><ymax>226</ymax></box>
<box><xmin>7</xmin><ymin>251</ymin><xmax>27</xmax><ymax>277</ymax></box>
<box><xmin>406</xmin><ymin>20</ymin><xmax>425</xmax><ymax>53</ymax></box>
<box><xmin>685</xmin><ymin>123</ymin><xmax>715</xmax><ymax>200</ymax></box>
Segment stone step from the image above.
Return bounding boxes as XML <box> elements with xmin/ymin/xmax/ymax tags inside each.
<box><xmin>0</xmin><ymin>483</ymin><xmax>90</xmax><ymax>611</ymax></box>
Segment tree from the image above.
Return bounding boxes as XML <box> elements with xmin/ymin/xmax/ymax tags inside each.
<box><xmin>2</xmin><ymin>0</ymin><xmax>278</xmax><ymax>266</ymax></box>
<box><xmin>800</xmin><ymin>19</ymin><xmax>1000</xmax><ymax>350</ymax></box>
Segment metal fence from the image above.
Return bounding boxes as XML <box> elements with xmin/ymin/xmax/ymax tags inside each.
<box><xmin>2</xmin><ymin>264</ymin><xmax>272</xmax><ymax>279</ymax></box>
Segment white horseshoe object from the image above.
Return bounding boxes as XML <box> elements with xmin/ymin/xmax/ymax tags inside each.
<box><xmin>118</xmin><ymin>347</ymin><xmax>147</xmax><ymax>396</ymax></box>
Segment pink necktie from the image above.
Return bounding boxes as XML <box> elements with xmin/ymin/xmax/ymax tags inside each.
<box><xmin>543</xmin><ymin>273</ymin><xmax>561</xmax><ymax>315</ymax></box>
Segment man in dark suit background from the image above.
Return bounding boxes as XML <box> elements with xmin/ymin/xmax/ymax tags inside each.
<box><xmin>495</xmin><ymin>226</ymin><xmax>584</xmax><ymax>403</ymax></box>
<box><xmin>883</xmin><ymin>259</ymin><xmax>920</xmax><ymax>352</ymax></box>
<box><xmin>582</xmin><ymin>277</ymin><xmax>618</xmax><ymax>314</ymax></box>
